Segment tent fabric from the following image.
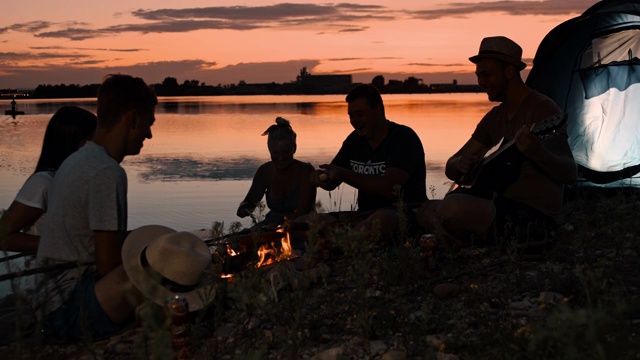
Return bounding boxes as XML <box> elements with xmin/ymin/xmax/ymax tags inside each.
<box><xmin>526</xmin><ymin>0</ymin><xmax>640</xmax><ymax>187</ymax></box>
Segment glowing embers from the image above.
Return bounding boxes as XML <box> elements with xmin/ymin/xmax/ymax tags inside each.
<box><xmin>226</xmin><ymin>243</ymin><xmax>238</xmax><ymax>256</ymax></box>
<box><xmin>256</xmin><ymin>226</ymin><xmax>293</xmax><ymax>267</ymax></box>
<box><xmin>214</xmin><ymin>225</ymin><xmax>296</xmax><ymax>278</ymax></box>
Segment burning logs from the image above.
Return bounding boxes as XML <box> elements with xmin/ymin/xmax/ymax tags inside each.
<box><xmin>208</xmin><ymin>227</ymin><xmax>297</xmax><ymax>275</ymax></box>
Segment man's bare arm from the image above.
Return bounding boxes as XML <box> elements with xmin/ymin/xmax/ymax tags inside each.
<box><xmin>445</xmin><ymin>138</ymin><xmax>488</xmax><ymax>182</ymax></box>
<box><xmin>94</xmin><ymin>230</ymin><xmax>124</xmax><ymax>277</ymax></box>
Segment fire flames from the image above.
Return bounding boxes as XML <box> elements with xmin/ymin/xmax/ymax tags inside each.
<box><xmin>226</xmin><ymin>243</ymin><xmax>238</xmax><ymax>256</ymax></box>
<box><xmin>220</xmin><ymin>225</ymin><xmax>294</xmax><ymax>278</ymax></box>
<box><xmin>256</xmin><ymin>226</ymin><xmax>293</xmax><ymax>267</ymax></box>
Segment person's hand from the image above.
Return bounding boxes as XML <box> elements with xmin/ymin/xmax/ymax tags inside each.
<box><xmin>236</xmin><ymin>201</ymin><xmax>253</xmax><ymax>218</ymax></box>
<box><xmin>319</xmin><ymin>164</ymin><xmax>345</xmax><ymax>183</ymax></box>
<box><xmin>455</xmin><ymin>155</ymin><xmax>481</xmax><ymax>175</ymax></box>
<box><xmin>310</xmin><ymin>169</ymin><xmax>326</xmax><ymax>187</ymax></box>
<box><xmin>310</xmin><ymin>165</ymin><xmax>338</xmax><ymax>187</ymax></box>
<box><xmin>514</xmin><ymin>125</ymin><xmax>544</xmax><ymax>157</ymax></box>
<box><xmin>319</xmin><ymin>172</ymin><xmax>329</xmax><ymax>182</ymax></box>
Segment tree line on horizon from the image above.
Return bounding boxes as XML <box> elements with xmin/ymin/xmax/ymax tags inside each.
<box><xmin>1</xmin><ymin>74</ymin><xmax>481</xmax><ymax>99</ymax></box>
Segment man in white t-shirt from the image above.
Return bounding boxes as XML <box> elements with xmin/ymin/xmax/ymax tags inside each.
<box><xmin>35</xmin><ymin>74</ymin><xmax>158</xmax><ymax>341</ymax></box>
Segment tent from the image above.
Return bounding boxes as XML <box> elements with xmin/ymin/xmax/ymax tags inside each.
<box><xmin>526</xmin><ymin>0</ymin><xmax>640</xmax><ymax>187</ymax></box>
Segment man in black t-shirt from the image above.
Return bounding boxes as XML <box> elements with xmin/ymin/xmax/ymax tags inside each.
<box><xmin>309</xmin><ymin>84</ymin><xmax>427</xmax><ymax>238</ymax></box>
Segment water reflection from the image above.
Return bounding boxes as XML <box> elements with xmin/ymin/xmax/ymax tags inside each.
<box><xmin>129</xmin><ymin>155</ymin><xmax>261</xmax><ymax>181</ymax></box>
<box><xmin>153</xmin><ymin>95</ymin><xmax>345</xmax><ymax>116</ymax></box>
<box><xmin>1</xmin><ymin>94</ymin><xmax>491</xmax><ymax>232</ymax></box>
<box><xmin>161</xmin><ymin>101</ymin><xmax>180</xmax><ymax>114</ymax></box>
<box><xmin>295</xmin><ymin>102</ymin><xmax>319</xmax><ymax>114</ymax></box>
<box><xmin>1</xmin><ymin>95</ymin><xmax>348</xmax><ymax>116</ymax></box>
<box><xmin>158</xmin><ymin>101</ymin><xmax>337</xmax><ymax>115</ymax></box>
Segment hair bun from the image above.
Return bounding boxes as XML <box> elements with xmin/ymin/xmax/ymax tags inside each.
<box><xmin>275</xmin><ymin>117</ymin><xmax>290</xmax><ymax>126</ymax></box>
<box><xmin>262</xmin><ymin>117</ymin><xmax>294</xmax><ymax>136</ymax></box>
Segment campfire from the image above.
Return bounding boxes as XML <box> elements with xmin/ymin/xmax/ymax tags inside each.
<box><xmin>256</xmin><ymin>226</ymin><xmax>293</xmax><ymax>267</ymax></box>
<box><xmin>211</xmin><ymin>225</ymin><xmax>297</xmax><ymax>278</ymax></box>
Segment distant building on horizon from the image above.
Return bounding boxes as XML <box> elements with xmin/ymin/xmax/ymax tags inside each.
<box><xmin>295</xmin><ymin>67</ymin><xmax>353</xmax><ymax>94</ymax></box>
<box><xmin>429</xmin><ymin>79</ymin><xmax>481</xmax><ymax>93</ymax></box>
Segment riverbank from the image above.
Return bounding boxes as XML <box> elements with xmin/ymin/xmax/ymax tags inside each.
<box><xmin>1</xmin><ymin>187</ymin><xmax>638</xmax><ymax>359</ymax></box>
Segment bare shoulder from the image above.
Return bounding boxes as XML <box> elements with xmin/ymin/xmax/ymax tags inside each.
<box><xmin>255</xmin><ymin>162</ymin><xmax>273</xmax><ymax>177</ymax></box>
<box><xmin>296</xmin><ymin>160</ymin><xmax>316</xmax><ymax>173</ymax></box>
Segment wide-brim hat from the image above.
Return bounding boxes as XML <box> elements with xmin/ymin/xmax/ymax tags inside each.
<box><xmin>122</xmin><ymin>225</ymin><xmax>215</xmax><ymax>311</ymax></box>
<box><xmin>469</xmin><ymin>36</ymin><xmax>527</xmax><ymax>71</ymax></box>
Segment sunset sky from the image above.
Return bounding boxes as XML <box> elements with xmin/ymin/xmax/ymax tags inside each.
<box><xmin>0</xmin><ymin>0</ymin><xmax>599</xmax><ymax>89</ymax></box>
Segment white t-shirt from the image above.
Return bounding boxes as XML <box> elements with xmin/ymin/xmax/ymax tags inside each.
<box><xmin>35</xmin><ymin>142</ymin><xmax>128</xmax><ymax>316</ymax></box>
<box><xmin>3</xmin><ymin>171</ymin><xmax>53</xmax><ymax>293</ymax></box>
<box><xmin>14</xmin><ymin>170</ymin><xmax>55</xmax><ymax>236</ymax></box>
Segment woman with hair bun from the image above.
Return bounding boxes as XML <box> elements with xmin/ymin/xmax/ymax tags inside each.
<box><xmin>237</xmin><ymin>117</ymin><xmax>316</xmax><ymax>228</ymax></box>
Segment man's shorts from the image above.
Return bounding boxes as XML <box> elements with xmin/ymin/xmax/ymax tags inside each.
<box><xmin>43</xmin><ymin>274</ymin><xmax>131</xmax><ymax>342</ymax></box>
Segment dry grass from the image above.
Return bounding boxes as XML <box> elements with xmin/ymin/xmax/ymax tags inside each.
<box><xmin>1</xmin><ymin>187</ymin><xmax>639</xmax><ymax>359</ymax></box>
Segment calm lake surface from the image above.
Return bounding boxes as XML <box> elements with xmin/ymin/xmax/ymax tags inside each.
<box><xmin>0</xmin><ymin>93</ymin><xmax>493</xmax><ymax>232</ymax></box>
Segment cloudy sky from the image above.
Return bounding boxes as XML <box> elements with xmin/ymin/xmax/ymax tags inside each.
<box><xmin>0</xmin><ymin>0</ymin><xmax>598</xmax><ymax>89</ymax></box>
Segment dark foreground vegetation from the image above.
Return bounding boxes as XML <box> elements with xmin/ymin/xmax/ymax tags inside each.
<box><xmin>0</xmin><ymin>186</ymin><xmax>638</xmax><ymax>359</ymax></box>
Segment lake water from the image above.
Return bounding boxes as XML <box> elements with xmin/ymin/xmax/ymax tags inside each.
<box><xmin>0</xmin><ymin>93</ymin><xmax>494</xmax><ymax>295</ymax></box>
<box><xmin>0</xmin><ymin>93</ymin><xmax>493</xmax><ymax>232</ymax></box>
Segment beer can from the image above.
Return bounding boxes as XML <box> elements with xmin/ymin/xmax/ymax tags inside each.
<box><xmin>420</xmin><ymin>234</ymin><xmax>439</xmax><ymax>276</ymax></box>
<box><xmin>165</xmin><ymin>295</ymin><xmax>192</xmax><ymax>359</ymax></box>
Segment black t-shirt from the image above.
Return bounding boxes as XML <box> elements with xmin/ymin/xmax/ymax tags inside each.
<box><xmin>331</xmin><ymin>121</ymin><xmax>427</xmax><ymax>212</ymax></box>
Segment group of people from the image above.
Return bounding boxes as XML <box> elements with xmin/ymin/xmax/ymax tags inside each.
<box><xmin>0</xmin><ymin>35</ymin><xmax>577</xmax><ymax>342</ymax></box>
<box><xmin>1</xmin><ymin>74</ymin><xmax>213</xmax><ymax>342</ymax></box>
<box><xmin>237</xmin><ymin>84</ymin><xmax>428</xmax><ymax>244</ymax></box>
<box><xmin>239</xmin><ymin>36</ymin><xmax>576</xmax><ymax>255</ymax></box>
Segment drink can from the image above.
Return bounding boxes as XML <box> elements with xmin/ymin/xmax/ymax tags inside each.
<box><xmin>420</xmin><ymin>234</ymin><xmax>439</xmax><ymax>276</ymax></box>
<box><xmin>165</xmin><ymin>295</ymin><xmax>192</xmax><ymax>359</ymax></box>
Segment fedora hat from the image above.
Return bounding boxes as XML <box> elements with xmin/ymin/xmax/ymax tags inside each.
<box><xmin>469</xmin><ymin>36</ymin><xmax>527</xmax><ymax>70</ymax></box>
<box><xmin>122</xmin><ymin>225</ymin><xmax>215</xmax><ymax>311</ymax></box>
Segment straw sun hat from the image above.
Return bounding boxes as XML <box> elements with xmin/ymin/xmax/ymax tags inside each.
<box><xmin>469</xmin><ymin>36</ymin><xmax>527</xmax><ymax>71</ymax></box>
<box><xmin>122</xmin><ymin>225</ymin><xmax>214</xmax><ymax>311</ymax></box>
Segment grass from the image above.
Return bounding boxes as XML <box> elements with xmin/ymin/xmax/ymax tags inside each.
<box><xmin>1</xmin><ymin>186</ymin><xmax>639</xmax><ymax>359</ymax></box>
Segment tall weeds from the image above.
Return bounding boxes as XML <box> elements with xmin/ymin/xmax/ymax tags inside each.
<box><xmin>2</xmin><ymin>188</ymin><xmax>639</xmax><ymax>359</ymax></box>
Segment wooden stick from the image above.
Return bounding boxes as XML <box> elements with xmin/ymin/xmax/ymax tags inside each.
<box><xmin>0</xmin><ymin>261</ymin><xmax>93</xmax><ymax>282</ymax></box>
<box><xmin>204</xmin><ymin>228</ymin><xmax>254</xmax><ymax>245</ymax></box>
<box><xmin>0</xmin><ymin>252</ymin><xmax>29</xmax><ymax>264</ymax></box>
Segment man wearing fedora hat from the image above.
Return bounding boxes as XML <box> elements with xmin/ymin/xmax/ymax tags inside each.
<box><xmin>418</xmin><ymin>36</ymin><xmax>577</xmax><ymax>256</ymax></box>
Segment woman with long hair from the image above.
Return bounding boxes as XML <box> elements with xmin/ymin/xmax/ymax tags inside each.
<box><xmin>0</xmin><ymin>106</ymin><xmax>97</xmax><ymax>253</ymax></box>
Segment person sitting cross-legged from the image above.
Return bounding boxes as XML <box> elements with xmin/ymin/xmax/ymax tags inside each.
<box><xmin>305</xmin><ymin>84</ymin><xmax>428</xmax><ymax>246</ymax></box>
<box><xmin>417</xmin><ymin>36</ymin><xmax>577</xmax><ymax>258</ymax></box>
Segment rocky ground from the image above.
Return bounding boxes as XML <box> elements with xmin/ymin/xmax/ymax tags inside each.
<box><xmin>2</xmin><ymin>189</ymin><xmax>640</xmax><ymax>359</ymax></box>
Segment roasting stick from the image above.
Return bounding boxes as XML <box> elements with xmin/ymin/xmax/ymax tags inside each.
<box><xmin>0</xmin><ymin>261</ymin><xmax>94</xmax><ymax>282</ymax></box>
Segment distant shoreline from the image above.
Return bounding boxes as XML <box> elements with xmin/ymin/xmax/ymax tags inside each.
<box><xmin>1</xmin><ymin>75</ymin><xmax>482</xmax><ymax>99</ymax></box>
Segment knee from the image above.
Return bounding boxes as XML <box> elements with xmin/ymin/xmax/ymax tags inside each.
<box><xmin>363</xmin><ymin>210</ymin><xmax>398</xmax><ymax>232</ymax></box>
<box><xmin>113</xmin><ymin>267</ymin><xmax>144</xmax><ymax>303</ymax></box>
<box><xmin>437</xmin><ymin>197</ymin><xmax>461</xmax><ymax>224</ymax></box>
<box><xmin>111</xmin><ymin>265</ymin><xmax>130</xmax><ymax>284</ymax></box>
<box><xmin>437</xmin><ymin>196</ymin><xmax>479</xmax><ymax>235</ymax></box>
<box><xmin>99</xmin><ymin>266</ymin><xmax>136</xmax><ymax>295</ymax></box>
<box><xmin>416</xmin><ymin>200</ymin><xmax>440</xmax><ymax>232</ymax></box>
